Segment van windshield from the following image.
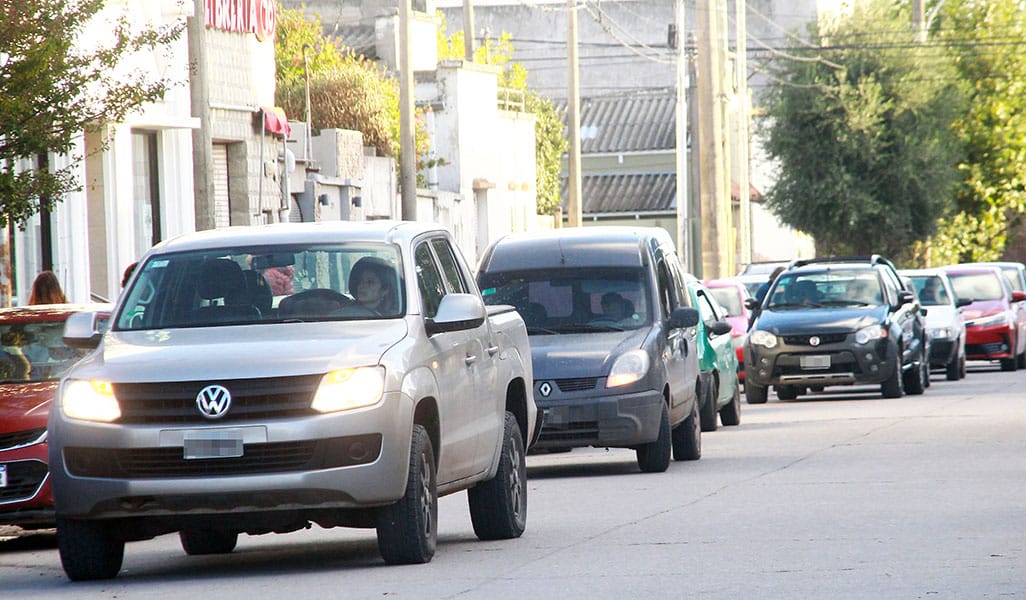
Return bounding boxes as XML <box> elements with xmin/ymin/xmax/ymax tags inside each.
<box><xmin>478</xmin><ymin>268</ymin><xmax>651</xmax><ymax>334</ymax></box>
<box><xmin>115</xmin><ymin>244</ymin><xmax>404</xmax><ymax>330</ymax></box>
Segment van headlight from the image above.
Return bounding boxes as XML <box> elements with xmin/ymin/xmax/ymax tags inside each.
<box><xmin>606</xmin><ymin>350</ymin><xmax>650</xmax><ymax>388</ymax></box>
<box><xmin>311</xmin><ymin>366</ymin><xmax>385</xmax><ymax>413</ymax></box>
<box><xmin>748</xmin><ymin>330</ymin><xmax>777</xmax><ymax>349</ymax></box>
<box><xmin>61</xmin><ymin>379</ymin><xmax>121</xmax><ymax>422</ymax></box>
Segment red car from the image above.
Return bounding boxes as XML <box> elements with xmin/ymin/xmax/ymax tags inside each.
<box><xmin>943</xmin><ymin>265</ymin><xmax>1026</xmax><ymax>371</ymax></box>
<box><xmin>0</xmin><ymin>304</ymin><xmax>108</xmax><ymax>529</ymax></box>
<box><xmin>703</xmin><ymin>278</ymin><xmax>754</xmax><ymax>383</ymax></box>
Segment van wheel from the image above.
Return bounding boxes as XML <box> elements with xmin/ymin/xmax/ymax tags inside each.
<box><xmin>719</xmin><ymin>383</ymin><xmax>741</xmax><ymax>427</ymax></box>
<box><xmin>57</xmin><ymin>517</ymin><xmax>124</xmax><ymax>581</ymax></box>
<box><xmin>700</xmin><ymin>378</ymin><xmax>719</xmax><ymax>432</ymax></box>
<box><xmin>746</xmin><ymin>383</ymin><xmax>768</xmax><ymax>404</ymax></box>
<box><xmin>377</xmin><ymin>424</ymin><xmax>437</xmax><ymax>564</ymax></box>
<box><xmin>179</xmin><ymin>529</ymin><xmax>238</xmax><ymax>555</ymax></box>
<box><xmin>671</xmin><ymin>398</ymin><xmax>701</xmax><ymax>461</ymax></box>
<box><xmin>468</xmin><ymin>412</ymin><xmax>527</xmax><ymax>540</ymax></box>
<box><xmin>636</xmin><ymin>402</ymin><xmax>671</xmax><ymax>472</ymax></box>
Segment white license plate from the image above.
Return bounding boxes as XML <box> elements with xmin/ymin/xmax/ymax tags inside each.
<box><xmin>183</xmin><ymin>433</ymin><xmax>244</xmax><ymax>460</ymax></box>
<box><xmin>800</xmin><ymin>355</ymin><xmax>831</xmax><ymax>369</ymax></box>
<box><xmin>0</xmin><ymin>464</ymin><xmax>6</xmax><ymax>488</ymax></box>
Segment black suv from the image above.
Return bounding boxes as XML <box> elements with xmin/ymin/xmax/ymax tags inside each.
<box><xmin>743</xmin><ymin>256</ymin><xmax>929</xmax><ymax>402</ymax></box>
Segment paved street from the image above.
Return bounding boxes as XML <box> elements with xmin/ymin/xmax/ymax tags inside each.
<box><xmin>3</xmin><ymin>365</ymin><xmax>1025</xmax><ymax>599</ymax></box>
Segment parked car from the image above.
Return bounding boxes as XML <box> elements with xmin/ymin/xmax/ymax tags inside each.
<box><xmin>703</xmin><ymin>277</ymin><xmax>753</xmax><ymax>384</ymax></box>
<box><xmin>683</xmin><ymin>276</ymin><xmax>741</xmax><ymax>431</ymax></box>
<box><xmin>48</xmin><ymin>221</ymin><xmax>537</xmax><ymax>581</ymax></box>
<box><xmin>942</xmin><ymin>264</ymin><xmax>1026</xmax><ymax>371</ymax></box>
<box><xmin>900</xmin><ymin>269</ymin><xmax>968</xmax><ymax>380</ymax></box>
<box><xmin>744</xmin><ymin>255</ymin><xmax>930</xmax><ymax>402</ymax></box>
<box><xmin>0</xmin><ymin>304</ymin><xmax>110</xmax><ymax>530</ymax></box>
<box><xmin>477</xmin><ymin>226</ymin><xmax>703</xmax><ymax>472</ymax></box>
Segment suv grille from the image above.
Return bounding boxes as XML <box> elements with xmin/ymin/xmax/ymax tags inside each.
<box><xmin>0</xmin><ymin>428</ymin><xmax>46</xmax><ymax>451</ymax></box>
<box><xmin>781</xmin><ymin>333</ymin><xmax>848</xmax><ymax>346</ymax></box>
<box><xmin>113</xmin><ymin>374</ymin><xmax>323</xmax><ymax>424</ymax></box>
<box><xmin>0</xmin><ymin>460</ymin><xmax>47</xmax><ymax>502</ymax></box>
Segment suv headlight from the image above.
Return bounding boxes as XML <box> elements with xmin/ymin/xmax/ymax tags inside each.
<box><xmin>748</xmin><ymin>329</ymin><xmax>777</xmax><ymax>349</ymax></box>
<box><xmin>855</xmin><ymin>325</ymin><xmax>886</xmax><ymax>345</ymax></box>
<box><xmin>970</xmin><ymin>313</ymin><xmax>1009</xmax><ymax>328</ymax></box>
<box><xmin>311</xmin><ymin>366</ymin><xmax>385</xmax><ymax>413</ymax></box>
<box><xmin>606</xmin><ymin>349</ymin><xmax>650</xmax><ymax>388</ymax></box>
<box><xmin>61</xmin><ymin>379</ymin><xmax>121</xmax><ymax>422</ymax></box>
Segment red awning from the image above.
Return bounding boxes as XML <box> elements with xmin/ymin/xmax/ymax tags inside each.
<box><xmin>261</xmin><ymin>106</ymin><xmax>291</xmax><ymax>137</ymax></box>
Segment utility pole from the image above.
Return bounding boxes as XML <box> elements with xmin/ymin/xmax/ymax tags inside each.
<box><xmin>399</xmin><ymin>0</ymin><xmax>417</xmax><ymax>220</ymax></box>
<box><xmin>463</xmin><ymin>0</ymin><xmax>475</xmax><ymax>61</ymax></box>
<box><xmin>735</xmin><ymin>0</ymin><xmax>751</xmax><ymax>271</ymax></box>
<box><xmin>912</xmin><ymin>0</ymin><xmax>926</xmax><ymax>42</ymax></box>
<box><xmin>674</xmin><ymin>0</ymin><xmax>689</xmax><ymax>266</ymax></box>
<box><xmin>695</xmin><ymin>0</ymin><xmax>729</xmax><ymax>278</ymax></box>
<box><xmin>566</xmin><ymin>0</ymin><xmax>583</xmax><ymax>227</ymax></box>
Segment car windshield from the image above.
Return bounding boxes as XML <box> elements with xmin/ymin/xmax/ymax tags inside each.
<box><xmin>909</xmin><ymin>275</ymin><xmax>950</xmax><ymax>306</ymax></box>
<box><xmin>707</xmin><ymin>287</ymin><xmax>743</xmax><ymax>316</ymax></box>
<box><xmin>0</xmin><ymin>320</ymin><xmax>90</xmax><ymax>383</ymax></box>
<box><xmin>478</xmin><ymin>267</ymin><xmax>651</xmax><ymax>334</ymax></box>
<box><xmin>768</xmin><ymin>269</ymin><xmax>882</xmax><ymax>309</ymax></box>
<box><xmin>948</xmin><ymin>271</ymin><xmax>1005</xmax><ymax>302</ymax></box>
<box><xmin>115</xmin><ymin>243</ymin><xmax>405</xmax><ymax>330</ymax></box>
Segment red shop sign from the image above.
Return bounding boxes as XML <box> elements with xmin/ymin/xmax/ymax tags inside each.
<box><xmin>205</xmin><ymin>0</ymin><xmax>276</xmax><ymax>42</ymax></box>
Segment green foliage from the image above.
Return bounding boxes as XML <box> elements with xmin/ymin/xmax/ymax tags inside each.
<box><xmin>931</xmin><ymin>0</ymin><xmax>1026</xmax><ymax>262</ymax></box>
<box><xmin>0</xmin><ymin>0</ymin><xmax>184</xmax><ymax>228</ymax></box>
<box><xmin>760</xmin><ymin>0</ymin><xmax>967</xmax><ymax>260</ymax></box>
<box><xmin>274</xmin><ymin>2</ymin><xmax>348</xmax><ymax>91</ymax></box>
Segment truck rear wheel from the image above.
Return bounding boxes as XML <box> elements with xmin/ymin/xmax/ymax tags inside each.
<box><xmin>57</xmin><ymin>517</ymin><xmax>124</xmax><ymax>581</ymax></box>
<box><xmin>179</xmin><ymin>529</ymin><xmax>238</xmax><ymax>555</ymax></box>
<box><xmin>468</xmin><ymin>412</ymin><xmax>527</xmax><ymax>540</ymax></box>
<box><xmin>636</xmin><ymin>401</ymin><xmax>671</xmax><ymax>472</ymax></box>
<box><xmin>377</xmin><ymin>424</ymin><xmax>437</xmax><ymax>564</ymax></box>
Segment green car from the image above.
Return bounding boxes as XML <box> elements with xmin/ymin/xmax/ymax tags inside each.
<box><xmin>684</xmin><ymin>276</ymin><xmax>742</xmax><ymax>431</ymax></box>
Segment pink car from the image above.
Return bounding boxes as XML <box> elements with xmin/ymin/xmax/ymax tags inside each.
<box><xmin>704</xmin><ymin>278</ymin><xmax>754</xmax><ymax>383</ymax></box>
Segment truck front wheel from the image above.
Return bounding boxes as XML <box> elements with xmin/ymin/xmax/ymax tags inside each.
<box><xmin>468</xmin><ymin>412</ymin><xmax>527</xmax><ymax>540</ymax></box>
<box><xmin>376</xmin><ymin>424</ymin><xmax>437</xmax><ymax>564</ymax></box>
<box><xmin>57</xmin><ymin>517</ymin><xmax>124</xmax><ymax>581</ymax></box>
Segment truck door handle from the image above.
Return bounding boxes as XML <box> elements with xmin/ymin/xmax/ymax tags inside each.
<box><xmin>465</xmin><ymin>353</ymin><xmax>478</xmax><ymax>365</ymax></box>
<box><xmin>486</xmin><ymin>345</ymin><xmax>500</xmax><ymax>356</ymax></box>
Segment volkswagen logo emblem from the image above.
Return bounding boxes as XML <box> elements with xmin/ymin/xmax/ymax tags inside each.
<box><xmin>809</xmin><ymin>336</ymin><xmax>821</xmax><ymax>347</ymax></box>
<box><xmin>196</xmin><ymin>385</ymin><xmax>232</xmax><ymax>419</ymax></box>
<box><xmin>539</xmin><ymin>382</ymin><xmax>552</xmax><ymax>397</ymax></box>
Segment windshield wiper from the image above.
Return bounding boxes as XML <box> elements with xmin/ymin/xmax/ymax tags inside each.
<box><xmin>550</xmin><ymin>323</ymin><xmax>625</xmax><ymax>333</ymax></box>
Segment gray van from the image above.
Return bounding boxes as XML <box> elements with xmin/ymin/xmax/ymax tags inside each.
<box><xmin>477</xmin><ymin>227</ymin><xmax>702</xmax><ymax>472</ymax></box>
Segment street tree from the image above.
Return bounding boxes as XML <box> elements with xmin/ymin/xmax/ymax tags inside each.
<box><xmin>929</xmin><ymin>0</ymin><xmax>1026</xmax><ymax>263</ymax></box>
<box><xmin>759</xmin><ymin>0</ymin><xmax>966</xmax><ymax>259</ymax></box>
<box><xmin>0</xmin><ymin>0</ymin><xmax>183</xmax><ymax>228</ymax></box>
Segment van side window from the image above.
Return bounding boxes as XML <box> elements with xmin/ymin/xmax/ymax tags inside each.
<box><xmin>656</xmin><ymin>260</ymin><xmax>674</xmax><ymax>318</ymax></box>
<box><xmin>415</xmin><ymin>243</ymin><xmax>446</xmax><ymax>318</ymax></box>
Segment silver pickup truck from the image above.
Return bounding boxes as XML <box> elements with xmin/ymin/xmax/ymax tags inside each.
<box><xmin>49</xmin><ymin>221</ymin><xmax>537</xmax><ymax>581</ymax></box>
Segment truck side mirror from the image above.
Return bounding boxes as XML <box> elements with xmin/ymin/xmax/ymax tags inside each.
<box><xmin>425</xmin><ymin>293</ymin><xmax>486</xmax><ymax>335</ymax></box>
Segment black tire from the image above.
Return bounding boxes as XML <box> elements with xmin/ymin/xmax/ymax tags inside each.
<box><xmin>1000</xmin><ymin>357</ymin><xmax>1017</xmax><ymax>372</ymax></box>
<box><xmin>179</xmin><ymin>529</ymin><xmax>239</xmax><ymax>555</ymax></box>
<box><xmin>746</xmin><ymin>383</ymin><xmax>768</xmax><ymax>404</ymax></box>
<box><xmin>719</xmin><ymin>382</ymin><xmax>741</xmax><ymax>427</ymax></box>
<box><xmin>700</xmin><ymin>377</ymin><xmax>719</xmax><ymax>432</ymax></box>
<box><xmin>468</xmin><ymin>412</ymin><xmax>527</xmax><ymax>540</ymax></box>
<box><xmin>1018</xmin><ymin>351</ymin><xmax>1026</xmax><ymax>370</ymax></box>
<box><xmin>776</xmin><ymin>384</ymin><xmax>799</xmax><ymax>401</ymax></box>
<box><xmin>56</xmin><ymin>517</ymin><xmax>124</xmax><ymax>581</ymax></box>
<box><xmin>881</xmin><ymin>351</ymin><xmax>904</xmax><ymax>398</ymax></box>
<box><xmin>671</xmin><ymin>397</ymin><xmax>701</xmax><ymax>461</ymax></box>
<box><xmin>946</xmin><ymin>350</ymin><xmax>962</xmax><ymax>381</ymax></box>
<box><xmin>636</xmin><ymin>402</ymin><xmax>671</xmax><ymax>472</ymax></box>
<box><xmin>377</xmin><ymin>424</ymin><xmax>437</xmax><ymax>564</ymax></box>
<box><xmin>903</xmin><ymin>349</ymin><xmax>926</xmax><ymax>396</ymax></box>
<box><xmin>959</xmin><ymin>353</ymin><xmax>967</xmax><ymax>379</ymax></box>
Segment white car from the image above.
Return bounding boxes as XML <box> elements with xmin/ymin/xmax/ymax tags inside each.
<box><xmin>900</xmin><ymin>268</ymin><xmax>969</xmax><ymax>380</ymax></box>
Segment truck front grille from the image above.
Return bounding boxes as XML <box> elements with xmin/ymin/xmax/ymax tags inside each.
<box><xmin>113</xmin><ymin>374</ymin><xmax>323</xmax><ymax>424</ymax></box>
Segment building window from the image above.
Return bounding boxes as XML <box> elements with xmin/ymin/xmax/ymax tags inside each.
<box><xmin>131</xmin><ymin>131</ymin><xmax>161</xmax><ymax>256</ymax></box>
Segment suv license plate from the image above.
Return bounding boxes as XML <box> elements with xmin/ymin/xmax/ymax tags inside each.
<box><xmin>0</xmin><ymin>464</ymin><xmax>6</xmax><ymax>488</ymax></box>
<box><xmin>800</xmin><ymin>355</ymin><xmax>831</xmax><ymax>369</ymax></box>
<box><xmin>184</xmin><ymin>434</ymin><xmax>244</xmax><ymax>460</ymax></box>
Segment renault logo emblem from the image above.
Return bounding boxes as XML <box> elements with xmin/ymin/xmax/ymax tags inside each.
<box><xmin>539</xmin><ymin>382</ymin><xmax>552</xmax><ymax>397</ymax></box>
<box><xmin>809</xmin><ymin>336</ymin><xmax>821</xmax><ymax>347</ymax></box>
<box><xmin>196</xmin><ymin>385</ymin><xmax>232</xmax><ymax>419</ymax></box>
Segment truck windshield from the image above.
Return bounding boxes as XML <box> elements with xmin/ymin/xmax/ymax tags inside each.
<box><xmin>478</xmin><ymin>267</ymin><xmax>651</xmax><ymax>333</ymax></box>
<box><xmin>115</xmin><ymin>244</ymin><xmax>404</xmax><ymax>330</ymax></box>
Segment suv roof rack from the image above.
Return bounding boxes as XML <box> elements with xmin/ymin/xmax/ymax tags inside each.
<box><xmin>789</xmin><ymin>255</ymin><xmax>895</xmax><ymax>270</ymax></box>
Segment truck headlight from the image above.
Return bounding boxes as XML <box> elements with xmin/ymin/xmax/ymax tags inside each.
<box><xmin>61</xmin><ymin>379</ymin><xmax>121</xmax><ymax>422</ymax></box>
<box><xmin>748</xmin><ymin>330</ymin><xmax>777</xmax><ymax>349</ymax></box>
<box><xmin>855</xmin><ymin>325</ymin><xmax>886</xmax><ymax>344</ymax></box>
<box><xmin>929</xmin><ymin>327</ymin><xmax>952</xmax><ymax>340</ymax></box>
<box><xmin>606</xmin><ymin>350</ymin><xmax>650</xmax><ymax>388</ymax></box>
<box><xmin>311</xmin><ymin>366</ymin><xmax>385</xmax><ymax>413</ymax></box>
